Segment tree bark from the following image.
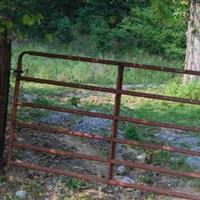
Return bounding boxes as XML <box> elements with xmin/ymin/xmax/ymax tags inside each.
<box><xmin>184</xmin><ymin>0</ymin><xmax>200</xmax><ymax>83</ymax></box>
<box><xmin>0</xmin><ymin>30</ymin><xmax>11</xmax><ymax>168</ymax></box>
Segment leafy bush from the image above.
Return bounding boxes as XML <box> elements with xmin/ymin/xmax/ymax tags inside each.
<box><xmin>165</xmin><ymin>79</ymin><xmax>200</xmax><ymax>100</ymax></box>
<box><xmin>90</xmin><ymin>18</ymin><xmax>111</xmax><ymax>53</ymax></box>
<box><xmin>119</xmin><ymin>6</ymin><xmax>186</xmax><ymax>59</ymax></box>
<box><xmin>125</xmin><ymin>124</ymin><xmax>144</xmax><ymax>141</ymax></box>
<box><xmin>55</xmin><ymin>17</ymin><xmax>73</xmax><ymax>43</ymax></box>
<box><xmin>66</xmin><ymin>178</ymin><xmax>86</xmax><ymax>190</ymax></box>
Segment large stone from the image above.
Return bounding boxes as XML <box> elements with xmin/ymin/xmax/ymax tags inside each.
<box><xmin>116</xmin><ymin>165</ymin><xmax>126</xmax><ymax>175</ymax></box>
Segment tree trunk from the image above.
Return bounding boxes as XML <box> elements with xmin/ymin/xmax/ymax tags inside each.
<box><xmin>0</xmin><ymin>30</ymin><xmax>11</xmax><ymax>168</ymax></box>
<box><xmin>184</xmin><ymin>0</ymin><xmax>200</xmax><ymax>83</ymax></box>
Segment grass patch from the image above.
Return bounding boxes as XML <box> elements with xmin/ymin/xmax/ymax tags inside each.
<box><xmin>146</xmin><ymin>150</ymin><xmax>194</xmax><ymax>172</ymax></box>
<box><xmin>12</xmin><ymin>41</ymin><xmax>183</xmax><ymax>86</ymax></box>
<box><xmin>124</xmin><ymin>123</ymin><xmax>157</xmax><ymax>143</ymax></box>
<box><xmin>165</xmin><ymin>79</ymin><xmax>200</xmax><ymax>100</ymax></box>
<box><xmin>121</xmin><ymin>100</ymin><xmax>200</xmax><ymax>127</ymax></box>
<box><xmin>62</xmin><ymin>178</ymin><xmax>87</xmax><ymax>190</ymax></box>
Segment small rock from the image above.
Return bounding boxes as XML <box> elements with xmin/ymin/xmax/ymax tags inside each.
<box><xmin>136</xmin><ymin>154</ymin><xmax>146</xmax><ymax>162</ymax></box>
<box><xmin>15</xmin><ymin>190</ymin><xmax>27</xmax><ymax>199</ymax></box>
<box><xmin>116</xmin><ymin>165</ymin><xmax>126</xmax><ymax>175</ymax></box>
<box><xmin>121</xmin><ymin>176</ymin><xmax>135</xmax><ymax>184</ymax></box>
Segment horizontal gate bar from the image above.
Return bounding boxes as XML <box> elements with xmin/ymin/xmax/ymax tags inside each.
<box><xmin>111</xmin><ymin>159</ymin><xmax>200</xmax><ymax>179</ymax></box>
<box><xmin>8</xmin><ymin>160</ymin><xmax>200</xmax><ymax>200</ymax></box>
<box><xmin>9</xmin><ymin>160</ymin><xmax>107</xmax><ymax>183</ymax></box>
<box><xmin>13</xmin><ymin>143</ymin><xmax>108</xmax><ymax>163</ymax></box>
<box><xmin>20</xmin><ymin>76</ymin><xmax>200</xmax><ymax>106</ymax></box>
<box><xmin>19</xmin><ymin>102</ymin><xmax>114</xmax><ymax>120</ymax></box>
<box><xmin>15</xmin><ymin>121</ymin><xmax>111</xmax><ymax>142</ymax></box>
<box><xmin>19</xmin><ymin>51</ymin><xmax>200</xmax><ymax>76</ymax></box>
<box><xmin>20</xmin><ymin>76</ymin><xmax>116</xmax><ymax>94</ymax></box>
<box><xmin>19</xmin><ymin>102</ymin><xmax>200</xmax><ymax>132</ymax></box>
<box><xmin>16</xmin><ymin>121</ymin><xmax>200</xmax><ymax>157</ymax></box>
<box><xmin>13</xmin><ymin>141</ymin><xmax>200</xmax><ymax>179</ymax></box>
<box><xmin>117</xmin><ymin>115</ymin><xmax>200</xmax><ymax>132</ymax></box>
<box><xmin>110</xmin><ymin>180</ymin><xmax>199</xmax><ymax>200</ymax></box>
<box><xmin>121</xmin><ymin>90</ymin><xmax>200</xmax><ymax>105</ymax></box>
<box><xmin>115</xmin><ymin>138</ymin><xmax>200</xmax><ymax>157</ymax></box>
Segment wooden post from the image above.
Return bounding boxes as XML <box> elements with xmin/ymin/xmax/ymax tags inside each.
<box><xmin>0</xmin><ymin>30</ymin><xmax>11</xmax><ymax>168</ymax></box>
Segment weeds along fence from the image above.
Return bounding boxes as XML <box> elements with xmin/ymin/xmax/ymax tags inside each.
<box><xmin>7</xmin><ymin>51</ymin><xmax>200</xmax><ymax>200</ymax></box>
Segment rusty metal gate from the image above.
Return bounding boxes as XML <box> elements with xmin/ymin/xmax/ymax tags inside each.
<box><xmin>7</xmin><ymin>51</ymin><xmax>200</xmax><ymax>200</ymax></box>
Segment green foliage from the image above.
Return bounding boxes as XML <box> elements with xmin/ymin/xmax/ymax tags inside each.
<box><xmin>147</xmin><ymin>193</ymin><xmax>157</xmax><ymax>200</ymax></box>
<box><xmin>119</xmin><ymin>6</ymin><xmax>186</xmax><ymax>59</ymax></box>
<box><xmin>32</xmin><ymin>97</ymin><xmax>56</xmax><ymax>105</ymax></box>
<box><xmin>139</xmin><ymin>173</ymin><xmax>153</xmax><ymax>184</ymax></box>
<box><xmin>69</xmin><ymin>96</ymin><xmax>81</xmax><ymax>107</ymax></box>
<box><xmin>192</xmin><ymin>180</ymin><xmax>200</xmax><ymax>189</ymax></box>
<box><xmin>150</xmin><ymin>151</ymin><xmax>172</xmax><ymax>166</ymax></box>
<box><xmin>22</xmin><ymin>14</ymin><xmax>43</xmax><ymax>26</ymax></box>
<box><xmin>65</xmin><ymin>178</ymin><xmax>87</xmax><ymax>190</ymax></box>
<box><xmin>165</xmin><ymin>79</ymin><xmax>200</xmax><ymax>100</ymax></box>
<box><xmin>90</xmin><ymin>18</ymin><xmax>111</xmax><ymax>53</ymax></box>
<box><xmin>55</xmin><ymin>17</ymin><xmax>73</xmax><ymax>43</ymax></box>
<box><xmin>13</xmin><ymin>41</ymin><xmax>182</xmax><ymax>86</ymax></box>
<box><xmin>1</xmin><ymin>0</ymin><xmax>188</xmax><ymax>60</ymax></box>
<box><xmin>146</xmin><ymin>150</ymin><xmax>193</xmax><ymax>171</ymax></box>
<box><xmin>125</xmin><ymin>124</ymin><xmax>145</xmax><ymax>141</ymax></box>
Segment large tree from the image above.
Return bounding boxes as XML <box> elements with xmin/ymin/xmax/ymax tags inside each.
<box><xmin>153</xmin><ymin>0</ymin><xmax>200</xmax><ymax>82</ymax></box>
<box><xmin>184</xmin><ymin>0</ymin><xmax>200</xmax><ymax>82</ymax></box>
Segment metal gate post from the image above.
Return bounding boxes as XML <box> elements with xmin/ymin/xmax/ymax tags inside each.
<box><xmin>7</xmin><ymin>55</ymin><xmax>23</xmax><ymax>163</ymax></box>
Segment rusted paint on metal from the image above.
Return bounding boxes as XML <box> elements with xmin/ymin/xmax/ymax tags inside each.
<box><xmin>17</xmin><ymin>51</ymin><xmax>200</xmax><ymax>75</ymax></box>
<box><xmin>19</xmin><ymin>101</ymin><xmax>200</xmax><ymax>132</ymax></box>
<box><xmin>7</xmin><ymin>53</ymin><xmax>23</xmax><ymax>164</ymax></box>
<box><xmin>15</xmin><ymin>121</ymin><xmax>111</xmax><ymax>142</ymax></box>
<box><xmin>7</xmin><ymin>51</ymin><xmax>200</xmax><ymax>200</ymax></box>
<box><xmin>13</xmin><ymin>143</ymin><xmax>108</xmax><ymax>162</ymax></box>
<box><xmin>21</xmin><ymin>76</ymin><xmax>200</xmax><ymax>105</ymax></box>
<box><xmin>8</xmin><ymin>160</ymin><xmax>200</xmax><ymax>200</ymax></box>
<box><xmin>108</xmin><ymin>65</ymin><xmax>124</xmax><ymax>180</ymax></box>
<box><xmin>16</xmin><ymin>121</ymin><xmax>200</xmax><ymax>157</ymax></box>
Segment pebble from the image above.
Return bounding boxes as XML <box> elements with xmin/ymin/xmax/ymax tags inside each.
<box><xmin>15</xmin><ymin>190</ymin><xmax>27</xmax><ymax>199</ymax></box>
<box><xmin>136</xmin><ymin>154</ymin><xmax>146</xmax><ymax>162</ymax></box>
<box><xmin>121</xmin><ymin>176</ymin><xmax>135</xmax><ymax>184</ymax></box>
<box><xmin>116</xmin><ymin>165</ymin><xmax>126</xmax><ymax>175</ymax></box>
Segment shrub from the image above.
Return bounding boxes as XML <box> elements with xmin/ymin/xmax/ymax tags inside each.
<box><xmin>55</xmin><ymin>17</ymin><xmax>73</xmax><ymax>43</ymax></box>
<box><xmin>165</xmin><ymin>79</ymin><xmax>200</xmax><ymax>100</ymax></box>
<box><xmin>125</xmin><ymin>124</ymin><xmax>144</xmax><ymax>141</ymax></box>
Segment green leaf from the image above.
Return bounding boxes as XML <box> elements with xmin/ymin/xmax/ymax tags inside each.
<box><xmin>35</xmin><ymin>13</ymin><xmax>44</xmax><ymax>24</ymax></box>
<box><xmin>46</xmin><ymin>33</ymin><xmax>53</xmax><ymax>42</ymax></box>
<box><xmin>5</xmin><ymin>20</ymin><xmax>13</xmax><ymax>30</ymax></box>
<box><xmin>22</xmin><ymin>15</ymin><xmax>35</xmax><ymax>26</ymax></box>
<box><xmin>0</xmin><ymin>26</ymin><xmax>5</xmax><ymax>33</ymax></box>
